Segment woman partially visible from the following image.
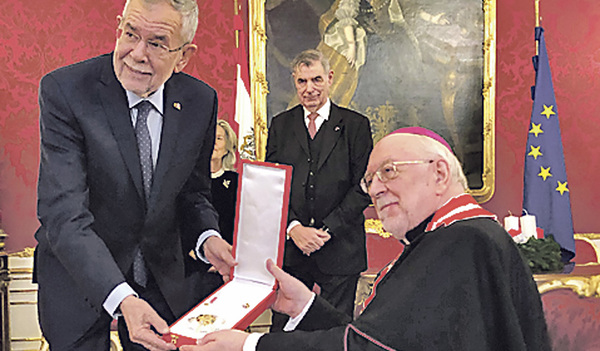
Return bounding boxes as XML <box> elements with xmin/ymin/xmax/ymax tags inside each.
<box><xmin>211</xmin><ymin>120</ymin><xmax>239</xmax><ymax>244</ymax></box>
<box><xmin>197</xmin><ymin>120</ymin><xmax>239</xmax><ymax>296</ymax></box>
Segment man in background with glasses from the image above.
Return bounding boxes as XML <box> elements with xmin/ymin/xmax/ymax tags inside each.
<box><xmin>34</xmin><ymin>0</ymin><xmax>235</xmax><ymax>350</ymax></box>
<box><xmin>187</xmin><ymin>127</ymin><xmax>550</xmax><ymax>351</ymax></box>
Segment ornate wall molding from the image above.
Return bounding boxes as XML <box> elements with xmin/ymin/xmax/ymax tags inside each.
<box><xmin>8</xmin><ymin>248</ymin><xmax>34</xmax><ymax>258</ymax></box>
<box><xmin>249</xmin><ymin>0</ymin><xmax>268</xmax><ymax>161</ymax></box>
<box><xmin>537</xmin><ymin>274</ymin><xmax>600</xmax><ymax>297</ymax></box>
<box><xmin>576</xmin><ymin>233</ymin><xmax>600</xmax><ymax>240</ymax></box>
<box><xmin>364</xmin><ymin>219</ymin><xmax>392</xmax><ymax>239</ymax></box>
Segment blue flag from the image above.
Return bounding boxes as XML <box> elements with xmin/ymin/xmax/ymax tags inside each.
<box><xmin>523</xmin><ymin>27</ymin><xmax>575</xmax><ymax>262</ymax></box>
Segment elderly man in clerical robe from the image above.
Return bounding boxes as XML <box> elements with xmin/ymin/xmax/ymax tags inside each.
<box><xmin>183</xmin><ymin>127</ymin><xmax>551</xmax><ymax>351</ymax></box>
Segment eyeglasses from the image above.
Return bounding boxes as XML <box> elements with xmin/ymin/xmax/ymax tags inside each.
<box><xmin>118</xmin><ymin>28</ymin><xmax>188</xmax><ymax>58</ymax></box>
<box><xmin>360</xmin><ymin>160</ymin><xmax>433</xmax><ymax>193</ymax></box>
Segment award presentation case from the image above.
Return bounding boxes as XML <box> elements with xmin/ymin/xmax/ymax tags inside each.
<box><xmin>163</xmin><ymin>160</ymin><xmax>292</xmax><ymax>347</ymax></box>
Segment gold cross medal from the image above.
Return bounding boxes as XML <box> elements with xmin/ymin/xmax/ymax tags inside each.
<box><xmin>187</xmin><ymin>313</ymin><xmax>225</xmax><ymax>334</ymax></box>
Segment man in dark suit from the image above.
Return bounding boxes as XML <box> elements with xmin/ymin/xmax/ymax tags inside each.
<box><xmin>265</xmin><ymin>49</ymin><xmax>373</xmax><ymax>326</ymax></box>
<box><xmin>34</xmin><ymin>0</ymin><xmax>235</xmax><ymax>350</ymax></box>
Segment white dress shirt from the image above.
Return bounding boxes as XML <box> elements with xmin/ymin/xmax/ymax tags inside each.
<box><xmin>103</xmin><ymin>86</ymin><xmax>221</xmax><ymax>317</ymax></box>
<box><xmin>287</xmin><ymin>99</ymin><xmax>332</xmax><ymax>234</ymax></box>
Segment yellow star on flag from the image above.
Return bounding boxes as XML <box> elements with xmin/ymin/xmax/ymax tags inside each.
<box><xmin>541</xmin><ymin>104</ymin><xmax>556</xmax><ymax>119</ymax></box>
<box><xmin>556</xmin><ymin>181</ymin><xmax>569</xmax><ymax>195</ymax></box>
<box><xmin>538</xmin><ymin>166</ymin><xmax>552</xmax><ymax>181</ymax></box>
<box><xmin>528</xmin><ymin>145</ymin><xmax>542</xmax><ymax>160</ymax></box>
<box><xmin>529</xmin><ymin>123</ymin><xmax>543</xmax><ymax>137</ymax></box>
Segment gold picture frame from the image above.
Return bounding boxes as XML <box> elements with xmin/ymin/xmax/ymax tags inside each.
<box><xmin>249</xmin><ymin>0</ymin><xmax>496</xmax><ymax>202</ymax></box>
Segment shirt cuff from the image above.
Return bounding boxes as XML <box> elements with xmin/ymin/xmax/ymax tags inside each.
<box><xmin>103</xmin><ymin>282</ymin><xmax>137</xmax><ymax>318</ymax></box>
<box><xmin>242</xmin><ymin>332</ymin><xmax>264</xmax><ymax>351</ymax></box>
<box><xmin>195</xmin><ymin>229</ymin><xmax>222</xmax><ymax>264</ymax></box>
<box><xmin>283</xmin><ymin>292</ymin><xmax>316</xmax><ymax>331</ymax></box>
<box><xmin>286</xmin><ymin>220</ymin><xmax>302</xmax><ymax>239</ymax></box>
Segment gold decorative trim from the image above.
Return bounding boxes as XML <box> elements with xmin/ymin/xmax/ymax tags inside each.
<box><xmin>573</xmin><ymin>234</ymin><xmax>600</xmax><ymax>266</ymax></box>
<box><xmin>0</xmin><ymin>229</ymin><xmax>6</xmax><ymax>252</ymax></box>
<box><xmin>10</xmin><ymin>301</ymin><xmax>37</xmax><ymax>305</ymax></box>
<box><xmin>469</xmin><ymin>0</ymin><xmax>496</xmax><ymax>203</ymax></box>
<box><xmin>355</xmin><ymin>273</ymin><xmax>376</xmax><ymax>316</ymax></box>
<box><xmin>110</xmin><ymin>331</ymin><xmax>123</xmax><ymax>351</ymax></box>
<box><xmin>11</xmin><ymin>337</ymin><xmax>44</xmax><ymax>342</ymax></box>
<box><xmin>249</xmin><ymin>0</ymin><xmax>268</xmax><ymax>161</ymax></box>
<box><xmin>537</xmin><ymin>274</ymin><xmax>600</xmax><ymax>297</ymax></box>
<box><xmin>364</xmin><ymin>219</ymin><xmax>392</xmax><ymax>239</ymax></box>
<box><xmin>11</xmin><ymin>275</ymin><xmax>34</xmax><ymax>280</ymax></box>
<box><xmin>10</xmin><ymin>289</ymin><xmax>38</xmax><ymax>293</ymax></box>
<box><xmin>9</xmin><ymin>247</ymin><xmax>35</xmax><ymax>257</ymax></box>
<box><xmin>250</xmin><ymin>0</ymin><xmax>496</xmax><ymax>202</ymax></box>
<box><xmin>576</xmin><ymin>233</ymin><xmax>600</xmax><ymax>240</ymax></box>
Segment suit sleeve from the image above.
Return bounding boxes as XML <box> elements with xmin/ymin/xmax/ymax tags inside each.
<box><xmin>321</xmin><ymin>115</ymin><xmax>372</xmax><ymax>236</ymax></box>
<box><xmin>177</xmin><ymin>92</ymin><xmax>220</xmax><ymax>256</ymax></box>
<box><xmin>257</xmin><ymin>296</ymin><xmax>393</xmax><ymax>351</ymax></box>
<box><xmin>37</xmin><ymin>73</ymin><xmax>126</xmax><ymax>310</ymax></box>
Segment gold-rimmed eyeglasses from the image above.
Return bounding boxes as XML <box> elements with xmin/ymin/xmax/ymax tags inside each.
<box><xmin>360</xmin><ymin>160</ymin><xmax>434</xmax><ymax>193</ymax></box>
<box><xmin>118</xmin><ymin>28</ymin><xmax>188</xmax><ymax>58</ymax></box>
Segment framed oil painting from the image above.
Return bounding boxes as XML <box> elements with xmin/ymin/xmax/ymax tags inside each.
<box><xmin>249</xmin><ymin>0</ymin><xmax>496</xmax><ymax>202</ymax></box>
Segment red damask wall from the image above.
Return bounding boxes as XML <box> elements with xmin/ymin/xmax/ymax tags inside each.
<box><xmin>487</xmin><ymin>0</ymin><xmax>600</xmax><ymax>231</ymax></box>
<box><xmin>0</xmin><ymin>0</ymin><xmax>241</xmax><ymax>251</ymax></box>
<box><xmin>0</xmin><ymin>0</ymin><xmax>598</xmax><ymax>252</ymax></box>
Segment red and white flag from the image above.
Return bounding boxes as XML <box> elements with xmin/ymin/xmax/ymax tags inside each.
<box><xmin>233</xmin><ymin>9</ymin><xmax>255</xmax><ymax>160</ymax></box>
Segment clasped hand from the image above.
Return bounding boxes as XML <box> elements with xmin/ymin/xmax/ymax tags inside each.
<box><xmin>289</xmin><ymin>225</ymin><xmax>331</xmax><ymax>256</ymax></box>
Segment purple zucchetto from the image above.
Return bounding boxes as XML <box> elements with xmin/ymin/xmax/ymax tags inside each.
<box><xmin>389</xmin><ymin>127</ymin><xmax>453</xmax><ymax>154</ymax></box>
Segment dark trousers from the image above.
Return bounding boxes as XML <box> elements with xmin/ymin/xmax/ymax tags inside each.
<box><xmin>271</xmin><ymin>259</ymin><xmax>359</xmax><ymax>331</ymax></box>
<box><xmin>46</xmin><ymin>314</ymin><xmax>113</xmax><ymax>351</ymax></box>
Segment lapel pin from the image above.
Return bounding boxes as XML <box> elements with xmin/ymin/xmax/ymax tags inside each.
<box><xmin>334</xmin><ymin>126</ymin><xmax>341</xmax><ymax>132</ymax></box>
<box><xmin>173</xmin><ymin>102</ymin><xmax>182</xmax><ymax>110</ymax></box>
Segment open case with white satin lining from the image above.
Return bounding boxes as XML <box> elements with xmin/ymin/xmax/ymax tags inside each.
<box><xmin>163</xmin><ymin>160</ymin><xmax>292</xmax><ymax>347</ymax></box>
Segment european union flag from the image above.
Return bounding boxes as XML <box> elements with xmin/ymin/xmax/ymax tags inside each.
<box><xmin>523</xmin><ymin>27</ymin><xmax>575</xmax><ymax>262</ymax></box>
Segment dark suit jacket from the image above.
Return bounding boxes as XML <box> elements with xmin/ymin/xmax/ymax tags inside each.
<box><xmin>34</xmin><ymin>53</ymin><xmax>219</xmax><ymax>346</ymax></box>
<box><xmin>266</xmin><ymin>103</ymin><xmax>372</xmax><ymax>275</ymax></box>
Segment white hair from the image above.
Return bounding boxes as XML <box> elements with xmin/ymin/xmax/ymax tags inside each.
<box><xmin>121</xmin><ymin>0</ymin><xmax>199</xmax><ymax>43</ymax></box>
<box><xmin>401</xmin><ymin>134</ymin><xmax>469</xmax><ymax>190</ymax></box>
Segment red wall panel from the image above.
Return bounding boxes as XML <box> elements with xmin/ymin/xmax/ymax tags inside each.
<box><xmin>0</xmin><ymin>0</ymin><xmax>598</xmax><ymax>252</ymax></box>
<box><xmin>0</xmin><ymin>0</ymin><xmax>239</xmax><ymax>251</ymax></box>
<box><xmin>486</xmin><ymin>0</ymin><xmax>600</xmax><ymax>232</ymax></box>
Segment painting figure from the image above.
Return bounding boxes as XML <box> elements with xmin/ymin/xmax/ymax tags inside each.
<box><xmin>322</xmin><ymin>0</ymin><xmax>484</xmax><ymax>187</ymax></box>
<box><xmin>266</xmin><ymin>0</ymin><xmax>487</xmax><ymax>189</ymax></box>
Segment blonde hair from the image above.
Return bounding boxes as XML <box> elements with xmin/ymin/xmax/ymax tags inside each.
<box><xmin>217</xmin><ymin>120</ymin><xmax>238</xmax><ymax>171</ymax></box>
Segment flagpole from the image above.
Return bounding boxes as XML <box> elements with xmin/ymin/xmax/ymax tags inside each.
<box><xmin>234</xmin><ymin>0</ymin><xmax>239</xmax><ymax>49</ymax></box>
<box><xmin>523</xmin><ymin>10</ymin><xmax>577</xmax><ymax>261</ymax></box>
<box><xmin>535</xmin><ymin>0</ymin><xmax>540</xmax><ymax>54</ymax></box>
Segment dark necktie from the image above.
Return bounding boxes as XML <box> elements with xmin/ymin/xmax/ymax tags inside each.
<box><xmin>308</xmin><ymin>113</ymin><xmax>318</xmax><ymax>139</ymax></box>
<box><xmin>135</xmin><ymin>101</ymin><xmax>154</xmax><ymax>203</ymax></box>
<box><xmin>133</xmin><ymin>100</ymin><xmax>154</xmax><ymax>287</ymax></box>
